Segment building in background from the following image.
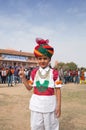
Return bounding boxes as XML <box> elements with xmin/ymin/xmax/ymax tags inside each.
<box><xmin>0</xmin><ymin>49</ymin><xmax>38</xmax><ymax>68</ymax></box>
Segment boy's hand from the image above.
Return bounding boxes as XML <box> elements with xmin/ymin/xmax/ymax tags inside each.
<box><xmin>55</xmin><ymin>107</ymin><xmax>61</xmax><ymax>118</ymax></box>
<box><xmin>19</xmin><ymin>67</ymin><xmax>25</xmax><ymax>79</ymax></box>
<box><xmin>19</xmin><ymin>67</ymin><xmax>32</xmax><ymax>91</ymax></box>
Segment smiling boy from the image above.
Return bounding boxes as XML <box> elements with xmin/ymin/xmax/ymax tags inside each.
<box><xmin>19</xmin><ymin>38</ymin><xmax>62</xmax><ymax>130</ymax></box>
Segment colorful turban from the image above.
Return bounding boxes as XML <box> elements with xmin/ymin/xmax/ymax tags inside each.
<box><xmin>34</xmin><ymin>38</ymin><xmax>54</xmax><ymax>58</ymax></box>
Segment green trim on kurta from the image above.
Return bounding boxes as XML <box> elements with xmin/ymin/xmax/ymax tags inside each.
<box><xmin>36</xmin><ymin>80</ymin><xmax>49</xmax><ymax>92</ymax></box>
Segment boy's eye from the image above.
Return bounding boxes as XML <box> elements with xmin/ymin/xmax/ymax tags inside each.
<box><xmin>38</xmin><ymin>58</ymin><xmax>42</xmax><ymax>60</ymax></box>
<box><xmin>44</xmin><ymin>58</ymin><xmax>48</xmax><ymax>60</ymax></box>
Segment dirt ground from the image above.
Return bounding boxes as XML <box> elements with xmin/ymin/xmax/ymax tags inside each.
<box><xmin>0</xmin><ymin>83</ymin><xmax>86</xmax><ymax>130</ymax></box>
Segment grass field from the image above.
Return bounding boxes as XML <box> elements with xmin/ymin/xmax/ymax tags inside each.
<box><xmin>0</xmin><ymin>83</ymin><xmax>86</xmax><ymax>130</ymax></box>
<box><xmin>60</xmin><ymin>84</ymin><xmax>86</xmax><ymax>130</ymax></box>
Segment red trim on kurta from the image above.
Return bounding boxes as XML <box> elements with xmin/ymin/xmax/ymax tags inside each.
<box><xmin>31</xmin><ymin>67</ymin><xmax>39</xmax><ymax>80</ymax></box>
<box><xmin>33</xmin><ymin>87</ymin><xmax>54</xmax><ymax>96</ymax></box>
<box><xmin>53</xmin><ymin>69</ymin><xmax>58</xmax><ymax>81</ymax></box>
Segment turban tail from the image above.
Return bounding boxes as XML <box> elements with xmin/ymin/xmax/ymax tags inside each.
<box><xmin>34</xmin><ymin>38</ymin><xmax>54</xmax><ymax>58</ymax></box>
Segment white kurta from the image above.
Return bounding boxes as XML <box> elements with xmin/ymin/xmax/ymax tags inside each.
<box><xmin>29</xmin><ymin>66</ymin><xmax>62</xmax><ymax>113</ymax></box>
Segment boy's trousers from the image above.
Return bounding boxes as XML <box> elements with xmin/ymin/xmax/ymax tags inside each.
<box><xmin>31</xmin><ymin>111</ymin><xmax>59</xmax><ymax>130</ymax></box>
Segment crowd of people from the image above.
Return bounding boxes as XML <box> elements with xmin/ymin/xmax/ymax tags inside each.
<box><xmin>0</xmin><ymin>65</ymin><xmax>86</xmax><ymax>86</ymax></box>
<box><xmin>0</xmin><ymin>65</ymin><xmax>33</xmax><ymax>86</ymax></box>
<box><xmin>59</xmin><ymin>68</ymin><xmax>86</xmax><ymax>84</ymax></box>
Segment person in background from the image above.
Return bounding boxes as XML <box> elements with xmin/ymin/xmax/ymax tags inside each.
<box><xmin>14</xmin><ymin>67</ymin><xmax>20</xmax><ymax>85</ymax></box>
<box><xmin>19</xmin><ymin>38</ymin><xmax>62</xmax><ymax>130</ymax></box>
<box><xmin>84</xmin><ymin>69</ymin><xmax>86</xmax><ymax>83</ymax></box>
<box><xmin>1</xmin><ymin>67</ymin><xmax>7</xmax><ymax>84</ymax></box>
<box><xmin>7</xmin><ymin>67</ymin><xmax>13</xmax><ymax>87</ymax></box>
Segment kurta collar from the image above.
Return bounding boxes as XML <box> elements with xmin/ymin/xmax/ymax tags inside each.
<box><xmin>39</xmin><ymin>66</ymin><xmax>50</xmax><ymax>75</ymax></box>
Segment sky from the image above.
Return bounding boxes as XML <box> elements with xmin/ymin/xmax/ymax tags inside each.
<box><xmin>0</xmin><ymin>0</ymin><xmax>86</xmax><ymax>68</ymax></box>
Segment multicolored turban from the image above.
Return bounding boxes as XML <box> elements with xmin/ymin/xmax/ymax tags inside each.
<box><xmin>34</xmin><ymin>38</ymin><xmax>54</xmax><ymax>58</ymax></box>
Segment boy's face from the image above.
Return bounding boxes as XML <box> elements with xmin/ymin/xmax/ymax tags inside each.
<box><xmin>37</xmin><ymin>56</ymin><xmax>51</xmax><ymax>68</ymax></box>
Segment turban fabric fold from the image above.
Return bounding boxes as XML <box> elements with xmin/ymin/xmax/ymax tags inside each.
<box><xmin>34</xmin><ymin>38</ymin><xmax>54</xmax><ymax>58</ymax></box>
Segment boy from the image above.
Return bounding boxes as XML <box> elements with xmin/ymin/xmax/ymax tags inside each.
<box><xmin>19</xmin><ymin>38</ymin><xmax>62</xmax><ymax>130</ymax></box>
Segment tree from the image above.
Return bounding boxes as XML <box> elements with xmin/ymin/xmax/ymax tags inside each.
<box><xmin>54</xmin><ymin>61</ymin><xmax>77</xmax><ymax>71</ymax></box>
<box><xmin>66</xmin><ymin>62</ymin><xmax>77</xmax><ymax>70</ymax></box>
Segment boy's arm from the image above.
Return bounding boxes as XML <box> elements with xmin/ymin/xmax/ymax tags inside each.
<box><xmin>55</xmin><ymin>88</ymin><xmax>61</xmax><ymax>117</ymax></box>
<box><xmin>22</xmin><ymin>77</ymin><xmax>32</xmax><ymax>90</ymax></box>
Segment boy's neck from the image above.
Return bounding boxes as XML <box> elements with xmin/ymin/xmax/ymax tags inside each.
<box><xmin>40</xmin><ymin>66</ymin><xmax>49</xmax><ymax>69</ymax></box>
